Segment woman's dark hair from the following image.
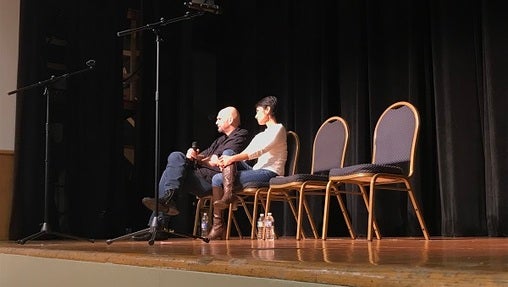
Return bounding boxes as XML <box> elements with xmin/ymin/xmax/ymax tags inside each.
<box><xmin>255</xmin><ymin>95</ymin><xmax>278</xmax><ymax>116</ymax></box>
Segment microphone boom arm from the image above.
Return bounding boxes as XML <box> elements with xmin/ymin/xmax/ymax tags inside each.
<box><xmin>8</xmin><ymin>63</ymin><xmax>94</xmax><ymax>95</ymax></box>
<box><xmin>116</xmin><ymin>11</ymin><xmax>204</xmax><ymax>37</ymax></box>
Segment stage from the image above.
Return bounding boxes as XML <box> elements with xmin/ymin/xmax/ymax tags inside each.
<box><xmin>1</xmin><ymin>237</ymin><xmax>508</xmax><ymax>286</ymax></box>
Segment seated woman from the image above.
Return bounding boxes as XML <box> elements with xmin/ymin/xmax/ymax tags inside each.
<box><xmin>206</xmin><ymin>95</ymin><xmax>287</xmax><ymax>240</ymax></box>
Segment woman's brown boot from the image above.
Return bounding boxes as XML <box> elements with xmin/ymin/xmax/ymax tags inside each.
<box><xmin>206</xmin><ymin>186</ymin><xmax>226</xmax><ymax>240</ymax></box>
<box><xmin>213</xmin><ymin>163</ymin><xmax>238</xmax><ymax>210</ymax></box>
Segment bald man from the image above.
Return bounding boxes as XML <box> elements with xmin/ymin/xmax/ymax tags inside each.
<box><xmin>139</xmin><ymin>107</ymin><xmax>249</xmax><ymax>239</ymax></box>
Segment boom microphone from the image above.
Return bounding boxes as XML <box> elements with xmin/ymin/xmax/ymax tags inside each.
<box><xmin>184</xmin><ymin>1</ymin><xmax>222</xmax><ymax>15</ymax></box>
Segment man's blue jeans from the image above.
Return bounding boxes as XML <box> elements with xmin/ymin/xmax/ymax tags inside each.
<box><xmin>158</xmin><ymin>151</ymin><xmax>212</xmax><ymax>198</ymax></box>
<box><xmin>148</xmin><ymin>151</ymin><xmax>213</xmax><ymax>226</ymax></box>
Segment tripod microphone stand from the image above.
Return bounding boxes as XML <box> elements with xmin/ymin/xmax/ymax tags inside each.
<box><xmin>106</xmin><ymin>12</ymin><xmax>209</xmax><ymax>245</ymax></box>
<box><xmin>8</xmin><ymin>61</ymin><xmax>96</xmax><ymax>244</ymax></box>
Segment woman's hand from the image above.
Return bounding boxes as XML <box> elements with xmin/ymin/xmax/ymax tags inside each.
<box><xmin>218</xmin><ymin>155</ymin><xmax>234</xmax><ymax>168</ymax></box>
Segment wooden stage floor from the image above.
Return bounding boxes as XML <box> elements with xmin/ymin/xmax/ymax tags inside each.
<box><xmin>1</xmin><ymin>237</ymin><xmax>508</xmax><ymax>286</ymax></box>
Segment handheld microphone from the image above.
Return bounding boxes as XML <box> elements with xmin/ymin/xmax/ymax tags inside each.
<box><xmin>86</xmin><ymin>59</ymin><xmax>96</xmax><ymax>68</ymax></box>
<box><xmin>191</xmin><ymin>141</ymin><xmax>199</xmax><ymax>168</ymax></box>
<box><xmin>184</xmin><ymin>1</ymin><xmax>221</xmax><ymax>15</ymax></box>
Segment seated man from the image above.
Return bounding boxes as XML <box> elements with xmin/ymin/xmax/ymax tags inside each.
<box><xmin>138</xmin><ymin>106</ymin><xmax>249</xmax><ymax>240</ymax></box>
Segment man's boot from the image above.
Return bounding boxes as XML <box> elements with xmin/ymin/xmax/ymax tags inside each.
<box><xmin>213</xmin><ymin>164</ymin><xmax>238</xmax><ymax>210</ymax></box>
<box><xmin>206</xmin><ymin>186</ymin><xmax>226</xmax><ymax>240</ymax></box>
<box><xmin>142</xmin><ymin>189</ymin><xmax>180</xmax><ymax>216</ymax></box>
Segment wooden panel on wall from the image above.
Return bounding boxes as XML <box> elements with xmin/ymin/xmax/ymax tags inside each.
<box><xmin>0</xmin><ymin>150</ymin><xmax>14</xmax><ymax>240</ymax></box>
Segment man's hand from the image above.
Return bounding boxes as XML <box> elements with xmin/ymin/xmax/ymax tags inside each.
<box><xmin>186</xmin><ymin>147</ymin><xmax>199</xmax><ymax>160</ymax></box>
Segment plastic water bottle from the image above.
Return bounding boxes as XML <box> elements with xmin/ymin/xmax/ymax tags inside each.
<box><xmin>257</xmin><ymin>213</ymin><xmax>265</xmax><ymax>240</ymax></box>
<box><xmin>264</xmin><ymin>212</ymin><xmax>275</xmax><ymax>240</ymax></box>
<box><xmin>200</xmin><ymin>212</ymin><xmax>209</xmax><ymax>237</ymax></box>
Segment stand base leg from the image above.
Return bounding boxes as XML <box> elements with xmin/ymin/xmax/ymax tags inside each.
<box><xmin>17</xmin><ymin>222</ymin><xmax>94</xmax><ymax>245</ymax></box>
<box><xmin>106</xmin><ymin>217</ymin><xmax>209</xmax><ymax>245</ymax></box>
<box><xmin>106</xmin><ymin>227</ymin><xmax>186</xmax><ymax>246</ymax></box>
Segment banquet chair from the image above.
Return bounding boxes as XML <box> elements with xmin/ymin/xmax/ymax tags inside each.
<box><xmin>325</xmin><ymin>101</ymin><xmax>429</xmax><ymax>241</ymax></box>
<box><xmin>265</xmin><ymin>116</ymin><xmax>352</xmax><ymax>240</ymax></box>
<box><xmin>225</xmin><ymin>130</ymin><xmax>300</xmax><ymax>239</ymax></box>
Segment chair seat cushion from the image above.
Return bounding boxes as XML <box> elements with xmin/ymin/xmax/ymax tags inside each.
<box><xmin>329</xmin><ymin>163</ymin><xmax>403</xmax><ymax>177</ymax></box>
<box><xmin>241</xmin><ymin>181</ymin><xmax>269</xmax><ymax>189</ymax></box>
<box><xmin>269</xmin><ymin>174</ymin><xmax>329</xmax><ymax>185</ymax></box>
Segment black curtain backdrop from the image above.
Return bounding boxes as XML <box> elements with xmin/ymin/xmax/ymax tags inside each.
<box><xmin>10</xmin><ymin>0</ymin><xmax>508</xmax><ymax>240</ymax></box>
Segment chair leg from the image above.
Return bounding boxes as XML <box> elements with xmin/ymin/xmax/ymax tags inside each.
<box><xmin>234</xmin><ymin>194</ymin><xmax>254</xmax><ymax>239</ymax></box>
<box><xmin>294</xmin><ymin>183</ymin><xmax>320</xmax><ymax>240</ymax></box>
<box><xmin>240</xmin><ymin>197</ymin><xmax>253</xmax><ymax>229</ymax></box>
<box><xmin>323</xmin><ymin>182</ymin><xmax>356</xmax><ymax>240</ymax></box>
<box><xmin>264</xmin><ymin>188</ymin><xmax>283</xmax><ymax>240</ymax></box>
<box><xmin>226</xmin><ymin>196</ymin><xmax>251</xmax><ymax>240</ymax></box>
<box><xmin>404</xmin><ymin>179</ymin><xmax>430</xmax><ymax>240</ymax></box>
<box><xmin>367</xmin><ymin>183</ymin><xmax>376</xmax><ymax>241</ymax></box>
<box><xmin>322</xmin><ymin>182</ymin><xmax>332</xmax><ymax>240</ymax></box>
<box><xmin>367</xmin><ymin>175</ymin><xmax>386</xmax><ymax>241</ymax></box>
<box><xmin>193</xmin><ymin>197</ymin><xmax>206</xmax><ymax>236</ymax></box>
<box><xmin>296</xmin><ymin>187</ymin><xmax>305</xmax><ymax>240</ymax></box>
<box><xmin>301</xmin><ymin>192</ymin><xmax>319</xmax><ymax>239</ymax></box>
<box><xmin>229</xmin><ymin>212</ymin><xmax>243</xmax><ymax>239</ymax></box>
<box><xmin>359</xmin><ymin>184</ymin><xmax>381</xmax><ymax>240</ymax></box>
<box><xmin>251</xmin><ymin>190</ymin><xmax>261</xmax><ymax>239</ymax></box>
<box><xmin>335</xmin><ymin>192</ymin><xmax>356</xmax><ymax>239</ymax></box>
<box><xmin>226</xmin><ymin>206</ymin><xmax>233</xmax><ymax>239</ymax></box>
<box><xmin>283</xmin><ymin>193</ymin><xmax>305</xmax><ymax>239</ymax></box>
<box><xmin>265</xmin><ymin>188</ymin><xmax>272</xmax><ymax>216</ymax></box>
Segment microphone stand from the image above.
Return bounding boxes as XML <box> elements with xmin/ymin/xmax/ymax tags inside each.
<box><xmin>8</xmin><ymin>63</ymin><xmax>96</xmax><ymax>244</ymax></box>
<box><xmin>106</xmin><ymin>12</ymin><xmax>209</xmax><ymax>245</ymax></box>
